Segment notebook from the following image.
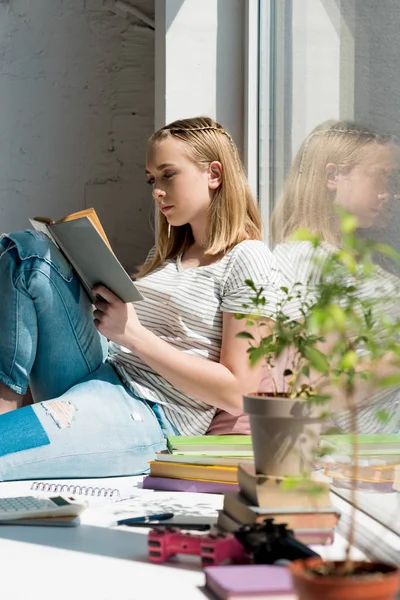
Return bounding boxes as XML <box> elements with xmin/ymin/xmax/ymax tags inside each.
<box><xmin>30</xmin><ymin>480</ymin><xmax>122</xmax><ymax>500</ymax></box>
<box><xmin>166</xmin><ymin>435</ymin><xmax>253</xmax><ymax>456</ymax></box>
<box><xmin>155</xmin><ymin>450</ymin><xmax>254</xmax><ymax>467</ymax></box>
<box><xmin>0</xmin><ymin>476</ymin><xmax>144</xmax><ymax>506</ymax></box>
<box><xmin>204</xmin><ymin>565</ymin><xmax>296</xmax><ymax>600</ymax></box>
<box><xmin>142</xmin><ymin>475</ymin><xmax>239</xmax><ymax>494</ymax></box>
<box><xmin>320</xmin><ymin>434</ymin><xmax>400</xmax><ymax>456</ymax></box>
<box><xmin>148</xmin><ymin>460</ymin><xmax>238</xmax><ymax>483</ymax></box>
<box><xmin>0</xmin><ymin>479</ymin><xmax>223</xmax><ymax>527</ymax></box>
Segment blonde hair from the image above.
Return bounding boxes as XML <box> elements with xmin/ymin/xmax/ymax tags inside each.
<box><xmin>138</xmin><ymin>116</ymin><xmax>261</xmax><ymax>277</ymax></box>
<box><xmin>271</xmin><ymin>120</ymin><xmax>395</xmax><ymax>245</ymax></box>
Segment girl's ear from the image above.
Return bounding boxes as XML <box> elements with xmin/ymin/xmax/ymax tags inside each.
<box><xmin>208</xmin><ymin>161</ymin><xmax>223</xmax><ymax>190</ymax></box>
<box><xmin>325</xmin><ymin>163</ymin><xmax>339</xmax><ymax>191</ymax></box>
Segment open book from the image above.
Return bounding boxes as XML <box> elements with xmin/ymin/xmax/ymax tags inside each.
<box><xmin>29</xmin><ymin>208</ymin><xmax>143</xmax><ymax>303</ymax></box>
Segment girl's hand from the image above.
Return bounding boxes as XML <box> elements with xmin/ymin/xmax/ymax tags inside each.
<box><xmin>92</xmin><ymin>285</ymin><xmax>144</xmax><ymax>348</ymax></box>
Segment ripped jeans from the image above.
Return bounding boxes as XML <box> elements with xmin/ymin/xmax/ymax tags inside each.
<box><xmin>0</xmin><ymin>230</ymin><xmax>172</xmax><ymax>481</ymax></box>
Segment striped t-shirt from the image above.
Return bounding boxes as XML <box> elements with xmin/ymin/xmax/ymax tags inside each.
<box><xmin>274</xmin><ymin>241</ymin><xmax>400</xmax><ymax>435</ymax></box>
<box><xmin>108</xmin><ymin>240</ymin><xmax>280</xmax><ymax>435</ymax></box>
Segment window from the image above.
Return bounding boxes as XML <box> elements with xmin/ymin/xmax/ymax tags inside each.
<box><xmin>260</xmin><ymin>0</ymin><xmax>400</xmax><ymax>260</ymax></box>
<box><xmin>257</xmin><ymin>0</ymin><xmax>400</xmax><ymax>540</ymax></box>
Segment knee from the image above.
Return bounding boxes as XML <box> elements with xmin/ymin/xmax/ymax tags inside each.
<box><xmin>0</xmin><ymin>230</ymin><xmax>73</xmax><ymax>283</ymax></box>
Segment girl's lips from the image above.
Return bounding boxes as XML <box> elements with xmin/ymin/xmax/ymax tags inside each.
<box><xmin>160</xmin><ymin>205</ymin><xmax>173</xmax><ymax>213</ymax></box>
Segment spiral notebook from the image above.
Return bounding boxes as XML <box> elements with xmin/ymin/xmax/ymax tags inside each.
<box><xmin>30</xmin><ymin>481</ymin><xmax>122</xmax><ymax>500</ymax></box>
<box><xmin>0</xmin><ymin>476</ymin><xmax>143</xmax><ymax>506</ymax></box>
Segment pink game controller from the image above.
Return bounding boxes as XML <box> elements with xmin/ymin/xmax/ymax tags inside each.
<box><xmin>147</xmin><ymin>526</ymin><xmax>248</xmax><ymax>566</ymax></box>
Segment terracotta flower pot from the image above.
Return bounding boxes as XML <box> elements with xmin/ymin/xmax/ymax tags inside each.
<box><xmin>243</xmin><ymin>393</ymin><xmax>324</xmax><ymax>476</ymax></box>
<box><xmin>290</xmin><ymin>557</ymin><xmax>400</xmax><ymax>600</ymax></box>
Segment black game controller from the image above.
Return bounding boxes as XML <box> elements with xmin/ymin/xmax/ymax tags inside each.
<box><xmin>234</xmin><ymin>518</ymin><xmax>320</xmax><ymax>565</ymax></box>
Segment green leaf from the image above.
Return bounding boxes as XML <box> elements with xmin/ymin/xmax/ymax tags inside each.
<box><xmin>236</xmin><ymin>331</ymin><xmax>255</xmax><ymax>340</ymax></box>
<box><xmin>244</xmin><ymin>279</ymin><xmax>257</xmax><ymax>291</ymax></box>
<box><xmin>339</xmin><ymin>350</ymin><xmax>358</xmax><ymax>370</ymax></box>
<box><xmin>374</xmin><ymin>243</ymin><xmax>400</xmax><ymax>263</ymax></box>
<box><xmin>340</xmin><ymin>213</ymin><xmax>359</xmax><ymax>234</ymax></box>
<box><xmin>247</xmin><ymin>346</ymin><xmax>267</xmax><ymax>366</ymax></box>
<box><xmin>316</xmin><ymin>446</ymin><xmax>334</xmax><ymax>457</ymax></box>
<box><xmin>280</xmin><ymin>477</ymin><xmax>303</xmax><ymax>491</ymax></box>
<box><xmin>304</xmin><ymin>347</ymin><xmax>330</xmax><ymax>374</ymax></box>
<box><xmin>290</xmin><ymin>228</ymin><xmax>318</xmax><ymax>244</ymax></box>
<box><xmin>379</xmin><ymin>374</ymin><xmax>400</xmax><ymax>387</ymax></box>
<box><xmin>375</xmin><ymin>410</ymin><xmax>392</xmax><ymax>424</ymax></box>
<box><xmin>336</xmin><ymin>250</ymin><xmax>357</xmax><ymax>272</ymax></box>
<box><xmin>327</xmin><ymin>304</ymin><xmax>346</xmax><ymax>330</ymax></box>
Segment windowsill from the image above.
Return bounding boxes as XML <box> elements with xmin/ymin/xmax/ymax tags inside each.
<box><xmin>330</xmin><ymin>488</ymin><xmax>400</xmax><ymax>566</ymax></box>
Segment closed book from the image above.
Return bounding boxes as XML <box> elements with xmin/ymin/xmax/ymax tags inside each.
<box><xmin>149</xmin><ymin>461</ymin><xmax>238</xmax><ymax>483</ymax></box>
<box><xmin>142</xmin><ymin>476</ymin><xmax>239</xmax><ymax>494</ymax></box>
<box><xmin>392</xmin><ymin>466</ymin><xmax>400</xmax><ymax>492</ymax></box>
<box><xmin>155</xmin><ymin>450</ymin><xmax>254</xmax><ymax>467</ymax></box>
<box><xmin>217</xmin><ymin>509</ymin><xmax>242</xmax><ymax>532</ymax></box>
<box><xmin>331</xmin><ymin>478</ymin><xmax>394</xmax><ymax>493</ymax></box>
<box><xmin>204</xmin><ymin>565</ymin><xmax>296</xmax><ymax>600</ymax></box>
<box><xmin>216</xmin><ymin>510</ymin><xmax>334</xmax><ymax>545</ymax></box>
<box><xmin>223</xmin><ymin>492</ymin><xmax>340</xmax><ymax>530</ymax></box>
<box><xmin>238</xmin><ymin>463</ymin><xmax>331</xmax><ymax>509</ymax></box>
<box><xmin>324</xmin><ymin>462</ymin><xmax>396</xmax><ymax>483</ymax></box>
<box><xmin>166</xmin><ymin>435</ymin><xmax>253</xmax><ymax>456</ymax></box>
<box><xmin>321</xmin><ymin>434</ymin><xmax>400</xmax><ymax>456</ymax></box>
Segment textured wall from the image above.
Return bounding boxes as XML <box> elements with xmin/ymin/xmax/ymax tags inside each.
<box><xmin>0</xmin><ymin>0</ymin><xmax>155</xmax><ymax>270</ymax></box>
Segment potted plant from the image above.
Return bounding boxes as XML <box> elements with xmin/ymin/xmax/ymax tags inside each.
<box><xmin>236</xmin><ymin>279</ymin><xmax>330</xmax><ymax>477</ymax></box>
<box><xmin>236</xmin><ymin>211</ymin><xmax>400</xmax><ymax>598</ymax></box>
<box><xmin>235</xmin><ymin>242</ymin><xmax>337</xmax><ymax>478</ymax></box>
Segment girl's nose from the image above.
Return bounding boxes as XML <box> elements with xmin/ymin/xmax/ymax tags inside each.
<box><xmin>152</xmin><ymin>187</ymin><xmax>166</xmax><ymax>201</ymax></box>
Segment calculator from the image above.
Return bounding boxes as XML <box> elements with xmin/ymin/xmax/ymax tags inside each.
<box><xmin>0</xmin><ymin>495</ymin><xmax>87</xmax><ymax>521</ymax></box>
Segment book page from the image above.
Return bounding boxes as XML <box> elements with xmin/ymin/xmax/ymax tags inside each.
<box><xmin>56</xmin><ymin>208</ymin><xmax>112</xmax><ymax>251</ymax></box>
<box><xmin>29</xmin><ymin>218</ymin><xmax>60</xmax><ymax>249</ymax></box>
<box><xmin>81</xmin><ymin>489</ymin><xmax>221</xmax><ymax>527</ymax></box>
<box><xmin>43</xmin><ymin>217</ymin><xmax>143</xmax><ymax>303</ymax></box>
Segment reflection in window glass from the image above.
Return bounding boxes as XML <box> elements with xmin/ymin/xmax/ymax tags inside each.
<box><xmin>266</xmin><ymin>0</ymin><xmax>400</xmax><ymax>271</ymax></box>
<box><xmin>263</xmin><ymin>0</ymin><xmax>400</xmax><ymax>534</ymax></box>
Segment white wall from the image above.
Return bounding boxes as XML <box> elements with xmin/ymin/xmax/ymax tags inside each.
<box><xmin>155</xmin><ymin>0</ymin><xmax>245</xmax><ymax>153</ymax></box>
<box><xmin>0</xmin><ymin>0</ymin><xmax>155</xmax><ymax>271</ymax></box>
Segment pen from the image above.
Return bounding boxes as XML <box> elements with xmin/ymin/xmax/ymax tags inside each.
<box><xmin>116</xmin><ymin>512</ymin><xmax>174</xmax><ymax>526</ymax></box>
<box><xmin>120</xmin><ymin>522</ymin><xmax>211</xmax><ymax>531</ymax></box>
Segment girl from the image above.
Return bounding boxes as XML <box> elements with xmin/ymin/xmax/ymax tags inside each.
<box><xmin>271</xmin><ymin>120</ymin><xmax>400</xmax><ymax>434</ymax></box>
<box><xmin>0</xmin><ymin>116</ymin><xmax>279</xmax><ymax>480</ymax></box>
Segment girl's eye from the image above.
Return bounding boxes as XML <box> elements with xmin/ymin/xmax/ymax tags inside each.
<box><xmin>163</xmin><ymin>172</ymin><xmax>175</xmax><ymax>180</ymax></box>
<box><xmin>146</xmin><ymin>178</ymin><xmax>155</xmax><ymax>186</ymax></box>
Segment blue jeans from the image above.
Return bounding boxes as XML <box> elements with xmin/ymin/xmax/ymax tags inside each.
<box><xmin>0</xmin><ymin>230</ymin><xmax>173</xmax><ymax>481</ymax></box>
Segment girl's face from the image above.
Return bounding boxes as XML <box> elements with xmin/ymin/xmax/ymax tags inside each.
<box><xmin>145</xmin><ymin>137</ymin><xmax>221</xmax><ymax>231</ymax></box>
<box><xmin>330</xmin><ymin>144</ymin><xmax>398</xmax><ymax>228</ymax></box>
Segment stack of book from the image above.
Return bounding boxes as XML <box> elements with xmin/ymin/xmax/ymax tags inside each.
<box><xmin>320</xmin><ymin>434</ymin><xmax>400</xmax><ymax>492</ymax></box>
<box><xmin>217</xmin><ymin>463</ymin><xmax>340</xmax><ymax>545</ymax></box>
<box><xmin>142</xmin><ymin>435</ymin><xmax>254</xmax><ymax>494</ymax></box>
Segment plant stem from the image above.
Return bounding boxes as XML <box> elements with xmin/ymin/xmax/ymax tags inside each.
<box><xmin>255</xmin><ymin>318</ymin><xmax>278</xmax><ymax>396</ymax></box>
<box><xmin>308</xmin><ymin>373</ymin><xmax>328</xmax><ymax>391</ymax></box>
<box><xmin>344</xmin><ymin>384</ymin><xmax>358</xmax><ymax>571</ymax></box>
<box><xmin>263</xmin><ymin>359</ymin><xmax>278</xmax><ymax>396</ymax></box>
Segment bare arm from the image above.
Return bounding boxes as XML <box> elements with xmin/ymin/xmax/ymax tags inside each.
<box><xmin>93</xmin><ymin>286</ymin><xmax>270</xmax><ymax>415</ymax></box>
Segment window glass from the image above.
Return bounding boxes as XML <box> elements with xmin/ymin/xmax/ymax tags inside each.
<box><xmin>262</xmin><ymin>0</ymin><xmax>400</xmax><ymax>534</ymax></box>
